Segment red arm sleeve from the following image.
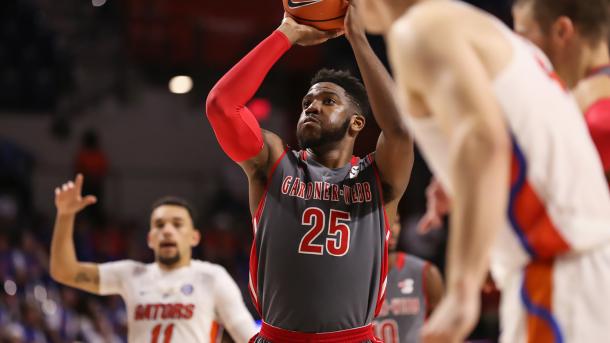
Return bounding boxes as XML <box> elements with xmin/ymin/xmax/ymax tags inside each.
<box><xmin>585</xmin><ymin>98</ymin><xmax>610</xmax><ymax>172</ymax></box>
<box><xmin>205</xmin><ymin>31</ymin><xmax>292</xmax><ymax>162</ymax></box>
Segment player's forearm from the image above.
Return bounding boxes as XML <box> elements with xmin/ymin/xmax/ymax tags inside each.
<box><xmin>350</xmin><ymin>35</ymin><xmax>410</xmax><ymax>139</ymax></box>
<box><xmin>206</xmin><ymin>31</ymin><xmax>291</xmax><ymax>112</ymax></box>
<box><xmin>447</xmin><ymin>120</ymin><xmax>510</xmax><ymax>296</ymax></box>
<box><xmin>205</xmin><ymin>31</ymin><xmax>291</xmax><ymax>162</ymax></box>
<box><xmin>225</xmin><ymin>316</ymin><xmax>257</xmax><ymax>343</ymax></box>
<box><xmin>50</xmin><ymin>213</ymin><xmax>81</xmax><ymax>282</ymax></box>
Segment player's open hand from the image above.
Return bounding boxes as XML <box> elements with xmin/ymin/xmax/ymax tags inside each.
<box><xmin>417</xmin><ymin>178</ymin><xmax>451</xmax><ymax>234</ymax></box>
<box><xmin>344</xmin><ymin>0</ymin><xmax>366</xmax><ymax>43</ymax></box>
<box><xmin>278</xmin><ymin>15</ymin><xmax>343</xmax><ymax>46</ymax></box>
<box><xmin>54</xmin><ymin>174</ymin><xmax>97</xmax><ymax>216</ymax></box>
<box><xmin>421</xmin><ymin>289</ymin><xmax>480</xmax><ymax>343</ymax></box>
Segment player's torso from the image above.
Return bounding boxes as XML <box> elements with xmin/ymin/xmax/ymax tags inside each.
<box><xmin>252</xmin><ymin>150</ymin><xmax>388</xmax><ymax>332</ymax></box>
<box><xmin>373</xmin><ymin>254</ymin><xmax>426</xmax><ymax>343</ymax></box>
<box><xmin>402</xmin><ymin>16</ymin><xmax>610</xmax><ymax>286</ymax></box>
<box><xmin>122</xmin><ymin>262</ymin><xmax>217</xmax><ymax>343</ymax></box>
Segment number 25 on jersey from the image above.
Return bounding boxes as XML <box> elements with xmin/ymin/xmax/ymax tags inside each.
<box><xmin>299</xmin><ymin>207</ymin><xmax>351</xmax><ymax>256</ymax></box>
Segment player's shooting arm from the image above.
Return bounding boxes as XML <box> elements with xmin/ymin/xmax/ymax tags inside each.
<box><xmin>388</xmin><ymin>16</ymin><xmax>510</xmax><ymax>327</ymax></box>
<box><xmin>346</xmin><ymin>2</ymin><xmax>414</xmax><ymax>213</ymax></box>
<box><xmin>205</xmin><ymin>18</ymin><xmax>340</xmax><ymax>214</ymax></box>
<box><xmin>49</xmin><ymin>174</ymin><xmax>101</xmax><ymax>295</ymax></box>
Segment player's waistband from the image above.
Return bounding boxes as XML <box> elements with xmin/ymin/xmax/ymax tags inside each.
<box><xmin>258</xmin><ymin>322</ymin><xmax>378</xmax><ymax>343</ymax></box>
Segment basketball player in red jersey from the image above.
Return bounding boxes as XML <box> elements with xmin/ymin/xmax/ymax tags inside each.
<box><xmin>513</xmin><ymin>0</ymin><xmax>610</xmax><ymax>183</ymax></box>
<box><xmin>205</xmin><ymin>3</ymin><xmax>414</xmax><ymax>342</ymax></box>
<box><xmin>49</xmin><ymin>175</ymin><xmax>256</xmax><ymax>342</ymax></box>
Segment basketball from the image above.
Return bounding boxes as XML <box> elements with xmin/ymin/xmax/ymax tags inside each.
<box><xmin>283</xmin><ymin>0</ymin><xmax>348</xmax><ymax>31</ymax></box>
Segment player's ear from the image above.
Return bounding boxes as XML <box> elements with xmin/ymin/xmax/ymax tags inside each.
<box><xmin>351</xmin><ymin>113</ymin><xmax>366</xmax><ymax>133</ymax></box>
<box><xmin>551</xmin><ymin>16</ymin><xmax>575</xmax><ymax>45</ymax></box>
<box><xmin>191</xmin><ymin>229</ymin><xmax>201</xmax><ymax>247</ymax></box>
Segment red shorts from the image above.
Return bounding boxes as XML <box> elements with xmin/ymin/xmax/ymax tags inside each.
<box><xmin>250</xmin><ymin>322</ymin><xmax>380</xmax><ymax>343</ymax></box>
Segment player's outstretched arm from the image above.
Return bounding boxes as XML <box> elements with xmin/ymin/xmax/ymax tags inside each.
<box><xmin>205</xmin><ymin>17</ymin><xmax>342</xmax><ymax>214</ymax></box>
<box><xmin>213</xmin><ymin>267</ymin><xmax>257</xmax><ymax>343</ymax></box>
<box><xmin>345</xmin><ymin>0</ymin><xmax>413</xmax><ymax>218</ymax></box>
<box><xmin>50</xmin><ymin>174</ymin><xmax>102</xmax><ymax>294</ymax></box>
<box><xmin>388</xmin><ymin>14</ymin><xmax>510</xmax><ymax>343</ymax></box>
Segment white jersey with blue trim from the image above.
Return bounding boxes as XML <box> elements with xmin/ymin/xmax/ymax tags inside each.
<box><xmin>98</xmin><ymin>260</ymin><xmax>256</xmax><ymax>343</ymax></box>
<box><xmin>404</xmin><ymin>20</ymin><xmax>610</xmax><ymax>287</ymax></box>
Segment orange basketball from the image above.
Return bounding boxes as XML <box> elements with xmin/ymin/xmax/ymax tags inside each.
<box><xmin>283</xmin><ymin>0</ymin><xmax>348</xmax><ymax>31</ymax></box>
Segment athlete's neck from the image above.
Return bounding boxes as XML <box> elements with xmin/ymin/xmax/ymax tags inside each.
<box><xmin>306</xmin><ymin>141</ymin><xmax>355</xmax><ymax>169</ymax></box>
<box><xmin>157</xmin><ymin>258</ymin><xmax>191</xmax><ymax>272</ymax></box>
<box><xmin>566</xmin><ymin>40</ymin><xmax>610</xmax><ymax>87</ymax></box>
<box><xmin>584</xmin><ymin>41</ymin><xmax>610</xmax><ymax>78</ymax></box>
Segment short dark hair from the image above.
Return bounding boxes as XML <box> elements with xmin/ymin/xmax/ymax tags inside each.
<box><xmin>151</xmin><ymin>196</ymin><xmax>197</xmax><ymax>226</ymax></box>
<box><xmin>310</xmin><ymin>69</ymin><xmax>370</xmax><ymax>118</ymax></box>
<box><xmin>515</xmin><ymin>0</ymin><xmax>610</xmax><ymax>42</ymax></box>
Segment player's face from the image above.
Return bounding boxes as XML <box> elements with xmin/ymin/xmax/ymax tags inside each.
<box><xmin>148</xmin><ymin>205</ymin><xmax>200</xmax><ymax>268</ymax></box>
<box><xmin>389</xmin><ymin>215</ymin><xmax>401</xmax><ymax>252</ymax></box>
<box><xmin>296</xmin><ymin>82</ymin><xmax>361</xmax><ymax>150</ymax></box>
<box><xmin>512</xmin><ymin>3</ymin><xmax>554</xmax><ymax>63</ymax></box>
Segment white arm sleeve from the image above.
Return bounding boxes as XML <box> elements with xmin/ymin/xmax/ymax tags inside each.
<box><xmin>98</xmin><ymin>260</ymin><xmax>137</xmax><ymax>296</ymax></box>
<box><xmin>213</xmin><ymin>267</ymin><xmax>257</xmax><ymax>343</ymax></box>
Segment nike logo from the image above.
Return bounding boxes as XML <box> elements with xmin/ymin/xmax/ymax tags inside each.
<box><xmin>287</xmin><ymin>0</ymin><xmax>322</xmax><ymax>9</ymax></box>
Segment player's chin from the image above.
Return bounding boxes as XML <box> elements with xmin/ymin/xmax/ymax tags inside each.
<box><xmin>296</xmin><ymin>132</ymin><xmax>321</xmax><ymax>149</ymax></box>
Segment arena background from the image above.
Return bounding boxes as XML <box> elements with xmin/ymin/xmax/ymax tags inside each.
<box><xmin>0</xmin><ymin>0</ymin><xmax>511</xmax><ymax>341</ymax></box>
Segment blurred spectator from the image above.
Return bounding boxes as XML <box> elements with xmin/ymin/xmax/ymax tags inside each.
<box><xmin>74</xmin><ymin>129</ymin><xmax>109</xmax><ymax>224</ymax></box>
<box><xmin>0</xmin><ymin>139</ymin><xmax>34</xmax><ymax>230</ymax></box>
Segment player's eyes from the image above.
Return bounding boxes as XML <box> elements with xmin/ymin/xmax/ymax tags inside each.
<box><xmin>323</xmin><ymin>98</ymin><xmax>336</xmax><ymax>105</ymax></box>
<box><xmin>302</xmin><ymin>100</ymin><xmax>312</xmax><ymax>108</ymax></box>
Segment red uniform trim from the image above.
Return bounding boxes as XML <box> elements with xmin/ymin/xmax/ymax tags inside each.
<box><xmin>523</xmin><ymin>261</ymin><xmax>563</xmax><ymax>343</ymax></box>
<box><xmin>395</xmin><ymin>252</ymin><xmax>406</xmax><ymax>270</ymax></box>
<box><xmin>372</xmin><ymin>161</ymin><xmax>390</xmax><ymax>317</ymax></box>
<box><xmin>257</xmin><ymin>322</ymin><xmax>378</xmax><ymax>343</ymax></box>
<box><xmin>509</xmin><ymin>141</ymin><xmax>571</xmax><ymax>259</ymax></box>
<box><xmin>586</xmin><ymin>63</ymin><xmax>610</xmax><ymax>78</ymax></box>
<box><xmin>249</xmin><ymin>148</ymin><xmax>289</xmax><ymax>315</ymax></box>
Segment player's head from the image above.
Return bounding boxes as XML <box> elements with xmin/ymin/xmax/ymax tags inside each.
<box><xmin>513</xmin><ymin>0</ymin><xmax>610</xmax><ymax>84</ymax></box>
<box><xmin>147</xmin><ymin>196</ymin><xmax>200</xmax><ymax>268</ymax></box>
<box><xmin>359</xmin><ymin>0</ymin><xmax>416</xmax><ymax>34</ymax></box>
<box><xmin>296</xmin><ymin>69</ymin><xmax>370</xmax><ymax>150</ymax></box>
<box><xmin>389</xmin><ymin>213</ymin><xmax>402</xmax><ymax>252</ymax></box>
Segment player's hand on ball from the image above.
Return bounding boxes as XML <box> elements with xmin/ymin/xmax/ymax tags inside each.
<box><xmin>54</xmin><ymin>174</ymin><xmax>97</xmax><ymax>216</ymax></box>
<box><xmin>421</xmin><ymin>289</ymin><xmax>480</xmax><ymax>343</ymax></box>
<box><xmin>344</xmin><ymin>0</ymin><xmax>366</xmax><ymax>42</ymax></box>
<box><xmin>278</xmin><ymin>15</ymin><xmax>343</xmax><ymax>46</ymax></box>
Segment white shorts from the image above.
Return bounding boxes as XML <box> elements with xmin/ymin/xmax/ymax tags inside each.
<box><xmin>499</xmin><ymin>243</ymin><xmax>610</xmax><ymax>343</ymax></box>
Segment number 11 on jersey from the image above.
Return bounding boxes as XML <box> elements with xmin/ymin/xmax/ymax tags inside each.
<box><xmin>151</xmin><ymin>323</ymin><xmax>174</xmax><ymax>343</ymax></box>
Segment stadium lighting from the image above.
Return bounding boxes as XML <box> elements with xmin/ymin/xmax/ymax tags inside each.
<box><xmin>92</xmin><ymin>0</ymin><xmax>107</xmax><ymax>7</ymax></box>
<box><xmin>169</xmin><ymin>75</ymin><xmax>193</xmax><ymax>94</ymax></box>
<box><xmin>3</xmin><ymin>280</ymin><xmax>17</xmax><ymax>296</ymax></box>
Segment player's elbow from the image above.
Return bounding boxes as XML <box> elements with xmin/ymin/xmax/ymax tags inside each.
<box><xmin>49</xmin><ymin>262</ymin><xmax>70</xmax><ymax>284</ymax></box>
<box><xmin>205</xmin><ymin>86</ymin><xmax>237</xmax><ymax>121</ymax></box>
<box><xmin>205</xmin><ymin>88</ymin><xmax>224</xmax><ymax>120</ymax></box>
